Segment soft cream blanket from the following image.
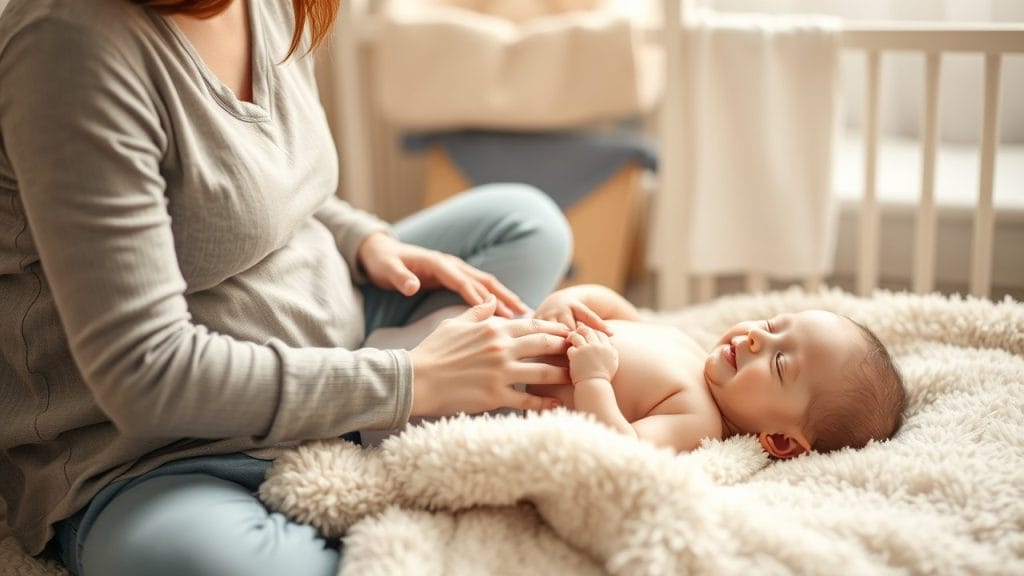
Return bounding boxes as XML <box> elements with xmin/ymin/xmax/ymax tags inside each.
<box><xmin>259</xmin><ymin>288</ymin><xmax>1024</xmax><ymax>575</ymax></box>
<box><xmin>3</xmin><ymin>288</ymin><xmax>1022</xmax><ymax>575</ymax></box>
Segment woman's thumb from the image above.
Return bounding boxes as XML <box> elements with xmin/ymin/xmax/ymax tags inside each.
<box><xmin>391</xmin><ymin>267</ymin><xmax>420</xmax><ymax>296</ymax></box>
<box><xmin>462</xmin><ymin>294</ymin><xmax>497</xmax><ymax>322</ymax></box>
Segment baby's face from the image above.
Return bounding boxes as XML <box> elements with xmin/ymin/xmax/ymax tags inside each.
<box><xmin>703</xmin><ymin>310</ymin><xmax>866</xmax><ymax>449</ymax></box>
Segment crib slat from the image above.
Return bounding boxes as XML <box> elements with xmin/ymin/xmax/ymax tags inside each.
<box><xmin>858</xmin><ymin>51</ymin><xmax>882</xmax><ymax>297</ymax></box>
<box><xmin>654</xmin><ymin>0</ymin><xmax>690</xmax><ymax>309</ymax></box>
<box><xmin>914</xmin><ymin>53</ymin><xmax>941</xmax><ymax>294</ymax></box>
<box><xmin>337</xmin><ymin>0</ymin><xmax>374</xmax><ymax>211</ymax></box>
<box><xmin>697</xmin><ymin>275</ymin><xmax>715</xmax><ymax>303</ymax></box>
<box><xmin>970</xmin><ymin>54</ymin><xmax>1001</xmax><ymax>298</ymax></box>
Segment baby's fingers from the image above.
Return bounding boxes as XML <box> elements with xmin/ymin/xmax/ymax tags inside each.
<box><xmin>577</xmin><ymin>324</ymin><xmax>603</xmax><ymax>345</ymax></box>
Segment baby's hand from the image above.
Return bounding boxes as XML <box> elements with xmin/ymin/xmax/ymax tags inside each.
<box><xmin>534</xmin><ymin>291</ymin><xmax>612</xmax><ymax>334</ymax></box>
<box><xmin>567</xmin><ymin>324</ymin><xmax>619</xmax><ymax>384</ymax></box>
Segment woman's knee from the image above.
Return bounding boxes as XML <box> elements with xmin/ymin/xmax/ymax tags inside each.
<box><xmin>473</xmin><ymin>183</ymin><xmax>573</xmax><ymax>267</ymax></box>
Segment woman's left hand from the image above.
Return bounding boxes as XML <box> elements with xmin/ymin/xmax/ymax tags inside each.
<box><xmin>357</xmin><ymin>232</ymin><xmax>528</xmax><ymax>318</ymax></box>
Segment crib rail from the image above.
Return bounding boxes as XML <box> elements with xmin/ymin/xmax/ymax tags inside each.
<box><xmin>654</xmin><ymin>9</ymin><xmax>1024</xmax><ymax>308</ymax></box>
<box><xmin>843</xmin><ymin>25</ymin><xmax>1024</xmax><ymax>300</ymax></box>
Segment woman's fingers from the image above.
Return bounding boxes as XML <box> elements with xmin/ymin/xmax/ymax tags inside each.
<box><xmin>373</xmin><ymin>241</ymin><xmax>526</xmax><ymax>318</ymax></box>
<box><xmin>436</xmin><ymin>257</ymin><xmax>523</xmax><ymax>318</ymax></box>
<box><xmin>465</xmin><ymin>264</ymin><xmax>528</xmax><ymax>316</ymax></box>
<box><xmin>439</xmin><ymin>259</ymin><xmax>485</xmax><ymax>305</ymax></box>
<box><xmin>459</xmin><ymin>295</ymin><xmax>498</xmax><ymax>322</ymax></box>
<box><xmin>512</xmin><ymin>332</ymin><xmax>569</xmax><ymax>358</ymax></box>
<box><xmin>501</xmin><ymin>388</ymin><xmax>562</xmax><ymax>411</ymax></box>
<box><xmin>458</xmin><ymin>266</ymin><xmax>523</xmax><ymax>318</ymax></box>
<box><xmin>508</xmin><ymin>361</ymin><xmax>571</xmax><ymax>386</ymax></box>
<box><xmin>505</xmin><ymin>317</ymin><xmax>570</xmax><ymax>339</ymax></box>
<box><xmin>392</xmin><ymin>265</ymin><xmax>421</xmax><ymax>296</ymax></box>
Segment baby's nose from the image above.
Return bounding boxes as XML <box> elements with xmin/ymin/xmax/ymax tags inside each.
<box><xmin>743</xmin><ymin>330</ymin><xmax>766</xmax><ymax>353</ymax></box>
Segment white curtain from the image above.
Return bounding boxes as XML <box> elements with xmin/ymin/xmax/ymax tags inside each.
<box><xmin>704</xmin><ymin>0</ymin><xmax>1024</xmax><ymax>143</ymax></box>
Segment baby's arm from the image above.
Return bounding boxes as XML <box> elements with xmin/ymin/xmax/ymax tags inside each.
<box><xmin>567</xmin><ymin>324</ymin><xmax>634</xmax><ymax>436</ymax></box>
<box><xmin>535</xmin><ymin>284</ymin><xmax>640</xmax><ymax>332</ymax></box>
<box><xmin>568</xmin><ymin>326</ymin><xmax>720</xmax><ymax>451</ymax></box>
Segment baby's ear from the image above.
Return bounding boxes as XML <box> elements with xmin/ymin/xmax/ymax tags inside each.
<box><xmin>758</xmin><ymin>432</ymin><xmax>811</xmax><ymax>459</ymax></box>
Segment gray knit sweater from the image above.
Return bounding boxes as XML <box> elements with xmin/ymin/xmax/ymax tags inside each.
<box><xmin>0</xmin><ymin>0</ymin><xmax>412</xmax><ymax>554</ymax></box>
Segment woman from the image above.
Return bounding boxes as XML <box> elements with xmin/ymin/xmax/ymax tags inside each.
<box><xmin>0</xmin><ymin>0</ymin><xmax>573</xmax><ymax>574</ymax></box>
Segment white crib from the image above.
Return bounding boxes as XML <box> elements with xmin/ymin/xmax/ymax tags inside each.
<box><xmin>653</xmin><ymin>1</ymin><xmax>1024</xmax><ymax>308</ymax></box>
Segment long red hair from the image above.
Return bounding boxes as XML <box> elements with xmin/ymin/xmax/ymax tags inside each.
<box><xmin>132</xmin><ymin>0</ymin><xmax>340</xmax><ymax>58</ymax></box>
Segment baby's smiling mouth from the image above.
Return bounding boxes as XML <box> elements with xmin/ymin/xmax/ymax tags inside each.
<box><xmin>726</xmin><ymin>342</ymin><xmax>737</xmax><ymax>370</ymax></box>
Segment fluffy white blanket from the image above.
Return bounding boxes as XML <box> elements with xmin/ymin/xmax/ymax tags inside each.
<box><xmin>259</xmin><ymin>288</ymin><xmax>1024</xmax><ymax>575</ymax></box>
<box><xmin>3</xmin><ymin>288</ymin><xmax>1022</xmax><ymax>575</ymax></box>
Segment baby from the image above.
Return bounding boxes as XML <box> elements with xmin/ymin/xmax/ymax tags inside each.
<box><xmin>529</xmin><ymin>284</ymin><xmax>906</xmax><ymax>457</ymax></box>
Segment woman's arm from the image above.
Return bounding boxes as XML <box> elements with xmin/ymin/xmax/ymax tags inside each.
<box><xmin>2</xmin><ymin>18</ymin><xmax>568</xmax><ymax>439</ymax></box>
<box><xmin>1</xmin><ymin>20</ymin><xmax>414</xmax><ymax>441</ymax></box>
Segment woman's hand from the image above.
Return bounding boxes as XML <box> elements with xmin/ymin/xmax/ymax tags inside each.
<box><xmin>567</xmin><ymin>324</ymin><xmax>619</xmax><ymax>385</ymax></box>
<box><xmin>357</xmin><ymin>232</ymin><xmax>527</xmax><ymax>318</ymax></box>
<box><xmin>534</xmin><ymin>289</ymin><xmax>612</xmax><ymax>334</ymax></box>
<box><xmin>409</xmin><ymin>297</ymin><xmax>571</xmax><ymax>417</ymax></box>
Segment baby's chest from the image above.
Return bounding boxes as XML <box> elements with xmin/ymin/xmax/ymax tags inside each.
<box><xmin>609</xmin><ymin>324</ymin><xmax>706</xmax><ymax>421</ymax></box>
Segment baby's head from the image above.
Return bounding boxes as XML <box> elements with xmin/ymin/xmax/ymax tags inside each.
<box><xmin>703</xmin><ymin>310</ymin><xmax>905</xmax><ymax>458</ymax></box>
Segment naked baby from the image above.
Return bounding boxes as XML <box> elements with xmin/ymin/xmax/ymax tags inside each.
<box><xmin>529</xmin><ymin>284</ymin><xmax>906</xmax><ymax>457</ymax></box>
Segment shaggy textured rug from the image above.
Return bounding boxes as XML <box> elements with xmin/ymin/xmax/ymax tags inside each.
<box><xmin>259</xmin><ymin>288</ymin><xmax>1024</xmax><ymax>575</ymax></box>
<box><xmin>3</xmin><ymin>288</ymin><xmax>1022</xmax><ymax>575</ymax></box>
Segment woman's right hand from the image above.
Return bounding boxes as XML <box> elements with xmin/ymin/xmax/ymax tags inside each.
<box><xmin>409</xmin><ymin>297</ymin><xmax>571</xmax><ymax>416</ymax></box>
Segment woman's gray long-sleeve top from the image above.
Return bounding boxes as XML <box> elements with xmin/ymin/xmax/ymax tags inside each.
<box><xmin>0</xmin><ymin>0</ymin><xmax>412</xmax><ymax>554</ymax></box>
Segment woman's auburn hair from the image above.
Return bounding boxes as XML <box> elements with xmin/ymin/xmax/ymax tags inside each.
<box><xmin>132</xmin><ymin>0</ymin><xmax>340</xmax><ymax>58</ymax></box>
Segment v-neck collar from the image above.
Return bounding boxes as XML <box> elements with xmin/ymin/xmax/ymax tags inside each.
<box><xmin>157</xmin><ymin>0</ymin><xmax>272</xmax><ymax>122</ymax></box>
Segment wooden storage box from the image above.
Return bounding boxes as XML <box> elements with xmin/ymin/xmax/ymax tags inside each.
<box><xmin>421</xmin><ymin>145</ymin><xmax>645</xmax><ymax>292</ymax></box>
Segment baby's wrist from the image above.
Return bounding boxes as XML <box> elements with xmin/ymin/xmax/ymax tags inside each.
<box><xmin>572</xmin><ymin>376</ymin><xmax>613</xmax><ymax>387</ymax></box>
